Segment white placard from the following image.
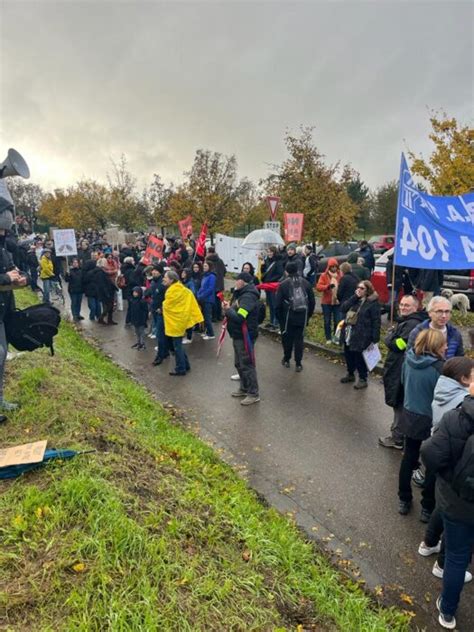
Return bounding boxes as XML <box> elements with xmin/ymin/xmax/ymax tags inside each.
<box><xmin>362</xmin><ymin>343</ymin><xmax>382</xmax><ymax>372</ymax></box>
<box><xmin>53</xmin><ymin>229</ymin><xmax>78</xmax><ymax>256</ymax></box>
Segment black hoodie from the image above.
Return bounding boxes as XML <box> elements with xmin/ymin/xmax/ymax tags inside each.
<box><xmin>226</xmin><ymin>283</ymin><xmax>260</xmax><ymax>340</ymax></box>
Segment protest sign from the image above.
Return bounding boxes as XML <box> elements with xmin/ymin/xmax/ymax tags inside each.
<box><xmin>143</xmin><ymin>236</ymin><xmax>164</xmax><ymax>264</ymax></box>
<box><xmin>53</xmin><ymin>229</ymin><xmax>77</xmax><ymax>256</ymax></box>
<box><xmin>395</xmin><ymin>154</ymin><xmax>474</xmax><ymax>269</ymax></box>
<box><xmin>283</xmin><ymin>213</ymin><xmax>304</xmax><ymax>242</ymax></box>
<box><xmin>178</xmin><ymin>215</ymin><xmax>193</xmax><ymax>241</ymax></box>
<box><xmin>0</xmin><ymin>440</ymin><xmax>47</xmax><ymax>468</ymax></box>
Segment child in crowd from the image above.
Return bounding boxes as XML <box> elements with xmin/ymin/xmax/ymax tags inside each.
<box><xmin>129</xmin><ymin>286</ymin><xmax>149</xmax><ymax>350</ymax></box>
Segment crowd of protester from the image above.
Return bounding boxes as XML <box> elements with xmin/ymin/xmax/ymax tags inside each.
<box><xmin>4</xmin><ymin>226</ymin><xmax>473</xmax><ymax>629</ymax></box>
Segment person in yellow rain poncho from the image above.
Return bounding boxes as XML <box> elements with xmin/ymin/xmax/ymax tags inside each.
<box><xmin>163</xmin><ymin>270</ymin><xmax>203</xmax><ymax>376</ymax></box>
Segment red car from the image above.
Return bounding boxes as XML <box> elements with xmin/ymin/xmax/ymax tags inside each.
<box><xmin>368</xmin><ymin>234</ymin><xmax>394</xmax><ymax>254</ymax></box>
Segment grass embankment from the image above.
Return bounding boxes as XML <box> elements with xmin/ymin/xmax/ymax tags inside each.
<box><xmin>0</xmin><ymin>291</ymin><xmax>409</xmax><ymax>631</ymax></box>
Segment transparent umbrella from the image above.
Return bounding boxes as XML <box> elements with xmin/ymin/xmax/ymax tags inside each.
<box><xmin>241</xmin><ymin>229</ymin><xmax>284</xmax><ymax>250</ymax></box>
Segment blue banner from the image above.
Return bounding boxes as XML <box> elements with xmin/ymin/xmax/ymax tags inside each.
<box><xmin>394</xmin><ymin>154</ymin><xmax>474</xmax><ymax>270</ymax></box>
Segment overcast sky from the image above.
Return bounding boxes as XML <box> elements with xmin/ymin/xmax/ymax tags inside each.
<box><xmin>1</xmin><ymin>0</ymin><xmax>472</xmax><ymax>194</ymax></box>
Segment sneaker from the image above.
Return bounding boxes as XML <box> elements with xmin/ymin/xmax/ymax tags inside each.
<box><xmin>378</xmin><ymin>436</ymin><xmax>404</xmax><ymax>450</ymax></box>
<box><xmin>412</xmin><ymin>468</ymin><xmax>425</xmax><ymax>488</ymax></box>
<box><xmin>433</xmin><ymin>561</ymin><xmax>472</xmax><ymax>583</ymax></box>
<box><xmin>354</xmin><ymin>379</ymin><xmax>368</xmax><ymax>390</ymax></box>
<box><xmin>295</xmin><ymin>364</ymin><xmax>303</xmax><ymax>372</ymax></box>
<box><xmin>182</xmin><ymin>338</ymin><xmax>192</xmax><ymax>345</ymax></box>
<box><xmin>436</xmin><ymin>596</ymin><xmax>456</xmax><ymax>630</ymax></box>
<box><xmin>0</xmin><ymin>400</ymin><xmax>19</xmax><ymax>411</ymax></box>
<box><xmin>398</xmin><ymin>500</ymin><xmax>412</xmax><ymax>515</ymax></box>
<box><xmin>325</xmin><ymin>340</ymin><xmax>332</xmax><ymax>345</ymax></box>
<box><xmin>202</xmin><ymin>335</ymin><xmax>215</xmax><ymax>340</ymax></box>
<box><xmin>418</xmin><ymin>541</ymin><xmax>441</xmax><ymax>557</ymax></box>
<box><xmin>281</xmin><ymin>358</ymin><xmax>290</xmax><ymax>368</ymax></box>
<box><xmin>131</xmin><ymin>343</ymin><xmax>139</xmax><ymax>348</ymax></box>
<box><xmin>230</xmin><ymin>373</ymin><xmax>240</xmax><ymax>381</ymax></box>
<box><xmin>241</xmin><ymin>395</ymin><xmax>260</xmax><ymax>406</ymax></box>
<box><xmin>231</xmin><ymin>390</ymin><xmax>247</xmax><ymax>398</ymax></box>
<box><xmin>340</xmin><ymin>374</ymin><xmax>355</xmax><ymax>383</ymax></box>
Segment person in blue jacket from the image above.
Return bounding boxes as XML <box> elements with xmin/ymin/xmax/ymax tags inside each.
<box><xmin>408</xmin><ymin>296</ymin><xmax>464</xmax><ymax>360</ymax></box>
<box><xmin>197</xmin><ymin>261</ymin><xmax>216</xmax><ymax>340</ymax></box>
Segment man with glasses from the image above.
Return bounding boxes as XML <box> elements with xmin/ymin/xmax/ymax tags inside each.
<box><xmin>379</xmin><ymin>294</ymin><xmax>428</xmax><ymax>449</ymax></box>
<box><xmin>408</xmin><ymin>296</ymin><xmax>464</xmax><ymax>359</ymax></box>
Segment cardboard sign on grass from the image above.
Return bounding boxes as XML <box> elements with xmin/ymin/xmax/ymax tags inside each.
<box><xmin>0</xmin><ymin>440</ymin><xmax>47</xmax><ymax>468</ymax></box>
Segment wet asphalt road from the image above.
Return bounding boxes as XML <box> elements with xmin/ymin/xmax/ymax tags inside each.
<box><xmin>79</xmin><ymin>308</ymin><xmax>473</xmax><ymax>631</ymax></box>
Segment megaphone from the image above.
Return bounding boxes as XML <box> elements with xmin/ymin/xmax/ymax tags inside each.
<box><xmin>0</xmin><ymin>148</ymin><xmax>30</xmax><ymax>179</ymax></box>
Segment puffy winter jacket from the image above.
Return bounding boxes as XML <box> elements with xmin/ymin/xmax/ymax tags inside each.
<box><xmin>432</xmin><ymin>376</ymin><xmax>469</xmax><ymax>429</ymax></box>
<box><xmin>340</xmin><ymin>293</ymin><xmax>381</xmax><ymax>353</ymax></box>
<box><xmin>226</xmin><ymin>283</ymin><xmax>260</xmax><ymax>341</ymax></box>
<box><xmin>408</xmin><ymin>320</ymin><xmax>464</xmax><ymax>359</ymax></box>
<box><xmin>421</xmin><ymin>395</ymin><xmax>474</xmax><ymax>526</ymax></box>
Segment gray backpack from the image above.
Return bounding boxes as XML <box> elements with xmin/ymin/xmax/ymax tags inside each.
<box><xmin>289</xmin><ymin>277</ymin><xmax>308</xmax><ymax>312</ymax></box>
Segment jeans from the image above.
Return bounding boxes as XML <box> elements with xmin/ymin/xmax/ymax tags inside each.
<box><xmin>398</xmin><ymin>436</ymin><xmax>436</xmax><ymax>511</ymax></box>
<box><xmin>266</xmin><ymin>291</ymin><xmax>278</xmax><ymax>326</ymax></box>
<box><xmin>87</xmin><ymin>297</ymin><xmax>102</xmax><ymax>320</ymax></box>
<box><xmin>233</xmin><ymin>337</ymin><xmax>259</xmax><ymax>396</ymax></box>
<box><xmin>202</xmin><ymin>302</ymin><xmax>214</xmax><ymax>336</ymax></box>
<box><xmin>42</xmin><ymin>278</ymin><xmax>52</xmax><ymax>303</ymax></box>
<box><xmin>425</xmin><ymin>508</ymin><xmax>445</xmax><ymax>568</ymax></box>
<box><xmin>321</xmin><ymin>304</ymin><xmax>341</xmax><ymax>341</ymax></box>
<box><xmin>134</xmin><ymin>326</ymin><xmax>145</xmax><ymax>347</ymax></box>
<box><xmin>343</xmin><ymin>346</ymin><xmax>368</xmax><ymax>381</ymax></box>
<box><xmin>69</xmin><ymin>292</ymin><xmax>83</xmax><ymax>320</ymax></box>
<box><xmin>173</xmin><ymin>336</ymin><xmax>190</xmax><ymax>374</ymax></box>
<box><xmin>154</xmin><ymin>313</ymin><xmax>169</xmax><ymax>360</ymax></box>
<box><xmin>390</xmin><ymin>405</ymin><xmax>404</xmax><ymax>443</ymax></box>
<box><xmin>440</xmin><ymin>514</ymin><xmax>474</xmax><ymax>616</ymax></box>
<box><xmin>281</xmin><ymin>323</ymin><xmax>305</xmax><ymax>365</ymax></box>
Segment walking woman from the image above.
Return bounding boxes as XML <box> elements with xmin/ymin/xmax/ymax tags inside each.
<box><xmin>398</xmin><ymin>328</ymin><xmax>446</xmax><ymax>518</ymax></box>
<box><xmin>340</xmin><ymin>280</ymin><xmax>381</xmax><ymax>389</ymax></box>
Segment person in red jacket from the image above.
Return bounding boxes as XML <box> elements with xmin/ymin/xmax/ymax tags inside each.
<box><xmin>316</xmin><ymin>257</ymin><xmax>342</xmax><ymax>344</ymax></box>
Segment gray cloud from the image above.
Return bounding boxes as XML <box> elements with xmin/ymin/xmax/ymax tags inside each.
<box><xmin>1</xmin><ymin>0</ymin><xmax>472</xmax><ymax>193</ymax></box>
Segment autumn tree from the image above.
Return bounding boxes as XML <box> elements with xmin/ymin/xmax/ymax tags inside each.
<box><xmin>107</xmin><ymin>155</ymin><xmax>146</xmax><ymax>231</ymax></box>
<box><xmin>264</xmin><ymin>128</ymin><xmax>357</xmax><ymax>244</ymax></box>
<box><xmin>5</xmin><ymin>178</ymin><xmax>45</xmax><ymax>230</ymax></box>
<box><xmin>236</xmin><ymin>180</ymin><xmax>267</xmax><ymax>231</ymax></box>
<box><xmin>408</xmin><ymin>112</ymin><xmax>474</xmax><ymax>195</ymax></box>
<box><xmin>39</xmin><ymin>180</ymin><xmax>111</xmax><ymax>230</ymax></box>
<box><xmin>146</xmin><ymin>174</ymin><xmax>175</xmax><ymax>234</ymax></box>
<box><xmin>369</xmin><ymin>180</ymin><xmax>398</xmax><ymax>233</ymax></box>
<box><xmin>341</xmin><ymin>167</ymin><xmax>370</xmax><ymax>237</ymax></box>
<box><xmin>174</xmin><ymin>149</ymin><xmax>246</xmax><ymax>238</ymax></box>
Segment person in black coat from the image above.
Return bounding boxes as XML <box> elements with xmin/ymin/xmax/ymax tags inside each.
<box><xmin>205</xmin><ymin>247</ymin><xmax>226</xmax><ymax>320</ymax></box>
<box><xmin>275</xmin><ymin>261</ymin><xmax>315</xmax><ymax>371</ymax></box>
<box><xmin>421</xmin><ymin>391</ymin><xmax>474</xmax><ymax>627</ymax></box>
<box><xmin>337</xmin><ymin>262</ymin><xmax>359</xmax><ymax>312</ymax></box>
<box><xmin>190</xmin><ymin>262</ymin><xmax>203</xmax><ymax>294</ymax></box>
<box><xmin>223</xmin><ymin>273</ymin><xmax>261</xmax><ymax>405</ymax></box>
<box><xmin>340</xmin><ymin>280</ymin><xmax>381</xmax><ymax>389</ymax></box>
<box><xmin>260</xmin><ymin>246</ymin><xmax>284</xmax><ymax>327</ymax></box>
<box><xmin>129</xmin><ymin>286</ymin><xmax>149</xmax><ymax>350</ymax></box>
<box><xmin>65</xmin><ymin>257</ymin><xmax>84</xmax><ymax>321</ymax></box>
<box><xmin>27</xmin><ymin>244</ymin><xmax>40</xmax><ymax>291</ymax></box>
<box><xmin>92</xmin><ymin>258</ymin><xmax>117</xmax><ymax>325</ymax></box>
<box><xmin>358</xmin><ymin>240</ymin><xmax>375</xmax><ymax>272</ymax></box>
<box><xmin>415</xmin><ymin>269</ymin><xmax>445</xmax><ymax>309</ymax></box>
<box><xmin>378</xmin><ymin>296</ymin><xmax>428</xmax><ymax>449</ymax></box>
<box><xmin>82</xmin><ymin>253</ymin><xmax>102</xmax><ymax>321</ymax></box>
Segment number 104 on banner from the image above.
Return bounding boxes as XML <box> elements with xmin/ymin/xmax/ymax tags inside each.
<box><xmin>283</xmin><ymin>213</ymin><xmax>304</xmax><ymax>242</ymax></box>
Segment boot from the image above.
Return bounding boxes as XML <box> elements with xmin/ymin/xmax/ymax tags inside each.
<box><xmin>98</xmin><ymin>316</ymin><xmax>106</xmax><ymax>325</ymax></box>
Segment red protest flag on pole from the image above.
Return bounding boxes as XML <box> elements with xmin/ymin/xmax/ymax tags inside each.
<box><xmin>195</xmin><ymin>223</ymin><xmax>208</xmax><ymax>258</ymax></box>
<box><xmin>143</xmin><ymin>236</ymin><xmax>164</xmax><ymax>264</ymax></box>
<box><xmin>178</xmin><ymin>215</ymin><xmax>193</xmax><ymax>241</ymax></box>
<box><xmin>283</xmin><ymin>213</ymin><xmax>304</xmax><ymax>242</ymax></box>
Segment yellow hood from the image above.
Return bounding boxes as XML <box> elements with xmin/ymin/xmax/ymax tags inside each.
<box><xmin>163</xmin><ymin>282</ymin><xmax>203</xmax><ymax>337</ymax></box>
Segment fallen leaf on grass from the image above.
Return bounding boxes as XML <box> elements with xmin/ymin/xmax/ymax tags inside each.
<box><xmin>400</xmin><ymin>593</ymin><xmax>414</xmax><ymax>605</ymax></box>
<box><xmin>72</xmin><ymin>562</ymin><xmax>87</xmax><ymax>573</ymax></box>
<box><xmin>374</xmin><ymin>585</ymin><xmax>384</xmax><ymax>597</ymax></box>
<box><xmin>242</xmin><ymin>549</ymin><xmax>252</xmax><ymax>562</ymax></box>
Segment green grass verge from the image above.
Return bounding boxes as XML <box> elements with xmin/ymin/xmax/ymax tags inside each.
<box><xmin>0</xmin><ymin>291</ymin><xmax>409</xmax><ymax>631</ymax></box>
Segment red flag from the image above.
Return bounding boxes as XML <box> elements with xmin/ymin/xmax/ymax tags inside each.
<box><xmin>143</xmin><ymin>236</ymin><xmax>164</xmax><ymax>264</ymax></box>
<box><xmin>216</xmin><ymin>317</ymin><xmax>228</xmax><ymax>357</ymax></box>
<box><xmin>196</xmin><ymin>223</ymin><xmax>208</xmax><ymax>258</ymax></box>
<box><xmin>283</xmin><ymin>213</ymin><xmax>304</xmax><ymax>242</ymax></box>
<box><xmin>178</xmin><ymin>215</ymin><xmax>193</xmax><ymax>241</ymax></box>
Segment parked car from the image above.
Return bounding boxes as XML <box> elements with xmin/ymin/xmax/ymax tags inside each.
<box><xmin>368</xmin><ymin>234</ymin><xmax>395</xmax><ymax>254</ymax></box>
<box><xmin>315</xmin><ymin>241</ymin><xmax>356</xmax><ymax>274</ymax></box>
<box><xmin>371</xmin><ymin>247</ymin><xmax>474</xmax><ymax>309</ymax></box>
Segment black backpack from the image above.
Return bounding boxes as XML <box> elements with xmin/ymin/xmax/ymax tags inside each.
<box><xmin>452</xmin><ymin>434</ymin><xmax>474</xmax><ymax>503</ymax></box>
<box><xmin>289</xmin><ymin>277</ymin><xmax>308</xmax><ymax>312</ymax></box>
<box><xmin>5</xmin><ymin>303</ymin><xmax>61</xmax><ymax>356</ymax></box>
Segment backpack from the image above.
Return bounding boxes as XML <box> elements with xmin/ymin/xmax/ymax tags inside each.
<box><xmin>289</xmin><ymin>277</ymin><xmax>308</xmax><ymax>312</ymax></box>
<box><xmin>452</xmin><ymin>434</ymin><xmax>474</xmax><ymax>503</ymax></box>
<box><xmin>5</xmin><ymin>303</ymin><xmax>61</xmax><ymax>356</ymax></box>
<box><xmin>257</xmin><ymin>301</ymin><xmax>266</xmax><ymax>324</ymax></box>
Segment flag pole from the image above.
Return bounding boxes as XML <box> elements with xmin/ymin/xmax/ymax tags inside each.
<box><xmin>390</xmin><ymin>153</ymin><xmax>404</xmax><ymax>325</ymax></box>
